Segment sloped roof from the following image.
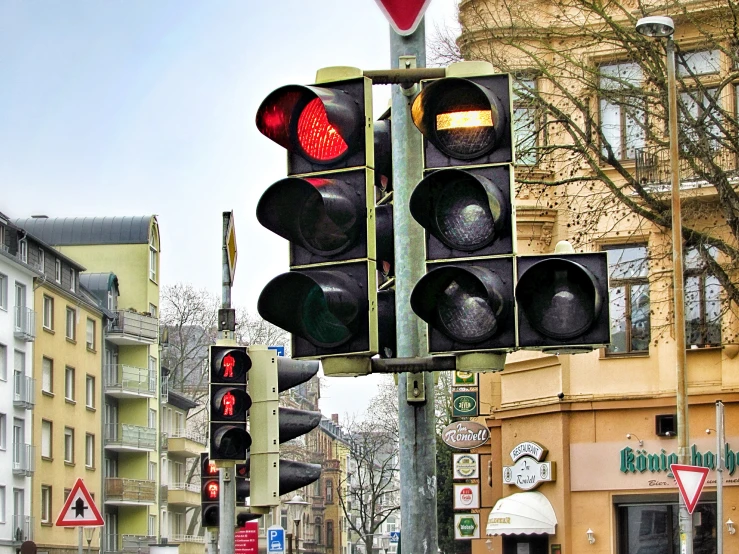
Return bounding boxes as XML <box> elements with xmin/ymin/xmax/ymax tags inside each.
<box><xmin>80</xmin><ymin>272</ymin><xmax>117</xmax><ymax>297</ymax></box>
<box><xmin>14</xmin><ymin>216</ymin><xmax>155</xmax><ymax>246</ymax></box>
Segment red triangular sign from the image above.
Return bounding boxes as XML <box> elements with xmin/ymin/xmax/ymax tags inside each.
<box><xmin>374</xmin><ymin>0</ymin><xmax>433</xmax><ymax>36</ymax></box>
<box><xmin>55</xmin><ymin>478</ymin><xmax>104</xmax><ymax>526</ymax></box>
<box><xmin>671</xmin><ymin>464</ymin><xmax>710</xmax><ymax>514</ymax></box>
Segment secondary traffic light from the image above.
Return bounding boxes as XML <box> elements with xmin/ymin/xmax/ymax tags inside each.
<box><xmin>256</xmin><ymin>68</ymin><xmax>395</xmax><ymax>361</ymax></box>
<box><xmin>209</xmin><ymin>345</ymin><xmax>252</xmax><ymax>461</ymax></box>
<box><xmin>200</xmin><ymin>453</ymin><xmax>220</xmax><ymax>528</ymax></box>
<box><xmin>516</xmin><ymin>243</ymin><xmax>610</xmax><ymax>352</ymax></box>
<box><xmin>409</xmin><ymin>67</ymin><xmax>517</xmax><ymax>354</ymax></box>
<box><xmin>248</xmin><ymin>346</ymin><xmax>323</xmax><ymax>509</ymax></box>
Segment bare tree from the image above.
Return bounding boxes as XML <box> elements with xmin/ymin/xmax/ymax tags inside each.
<box><xmin>429</xmin><ymin>0</ymin><xmax>739</xmax><ymax>346</ymax></box>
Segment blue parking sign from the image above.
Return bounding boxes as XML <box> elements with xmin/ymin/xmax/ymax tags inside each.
<box><xmin>267</xmin><ymin>526</ymin><xmax>285</xmax><ymax>553</ymax></box>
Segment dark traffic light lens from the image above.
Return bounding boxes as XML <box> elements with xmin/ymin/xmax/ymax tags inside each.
<box><xmin>436</xmin><ymin>178</ymin><xmax>498</xmax><ymax>250</ymax></box>
<box><xmin>435</xmin><ymin>109</ymin><xmax>496</xmax><ymax>159</ymax></box>
<box><xmin>302</xmin><ymin>283</ymin><xmax>353</xmax><ymax>346</ymax></box>
<box><xmin>300</xmin><ymin>179</ymin><xmax>357</xmax><ymax>253</ymax></box>
<box><xmin>437</xmin><ymin>273</ymin><xmax>499</xmax><ymax>342</ymax></box>
<box><xmin>298</xmin><ymin>97</ymin><xmax>348</xmax><ymax>162</ymax></box>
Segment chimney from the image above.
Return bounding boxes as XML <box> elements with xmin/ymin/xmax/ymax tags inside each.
<box><xmin>332</xmin><ymin>414</ymin><xmax>339</xmax><ymax>424</ymax></box>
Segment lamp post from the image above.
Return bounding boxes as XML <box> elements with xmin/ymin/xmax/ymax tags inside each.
<box><xmin>380</xmin><ymin>535</ymin><xmax>391</xmax><ymax>554</ymax></box>
<box><xmin>286</xmin><ymin>494</ymin><xmax>309</xmax><ymax>554</ymax></box>
<box><xmin>636</xmin><ymin>15</ymin><xmax>692</xmax><ymax>554</ymax></box>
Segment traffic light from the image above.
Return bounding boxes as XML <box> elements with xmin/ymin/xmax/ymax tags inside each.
<box><xmin>409</xmin><ymin>66</ymin><xmax>517</xmax><ymax>354</ymax></box>
<box><xmin>256</xmin><ymin>68</ymin><xmax>395</xmax><ymax>362</ymax></box>
<box><xmin>248</xmin><ymin>346</ymin><xmax>323</xmax><ymax>509</ymax></box>
<box><xmin>200</xmin><ymin>453</ymin><xmax>220</xmax><ymax>528</ymax></box>
<box><xmin>209</xmin><ymin>345</ymin><xmax>252</xmax><ymax>461</ymax></box>
<box><xmin>516</xmin><ymin>242</ymin><xmax>610</xmax><ymax>352</ymax></box>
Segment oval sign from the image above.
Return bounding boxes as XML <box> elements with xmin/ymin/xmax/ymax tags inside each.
<box><xmin>442</xmin><ymin>421</ymin><xmax>490</xmax><ymax>450</ymax></box>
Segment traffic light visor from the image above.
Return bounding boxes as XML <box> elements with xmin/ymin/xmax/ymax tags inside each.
<box><xmin>410</xmin><ymin>168</ymin><xmax>508</xmax><ymax>252</ymax></box>
<box><xmin>258</xmin><ymin>270</ymin><xmax>365</xmax><ymax>348</ymax></box>
<box><xmin>412</xmin><ymin>78</ymin><xmax>507</xmax><ymax>160</ymax></box>
<box><xmin>411</xmin><ymin>265</ymin><xmax>509</xmax><ymax>343</ymax></box>
<box><xmin>256</xmin><ymin>85</ymin><xmax>363</xmax><ymax>164</ymax></box>
<box><xmin>516</xmin><ymin>258</ymin><xmax>603</xmax><ymax>340</ymax></box>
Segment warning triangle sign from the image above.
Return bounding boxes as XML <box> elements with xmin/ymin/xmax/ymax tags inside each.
<box><xmin>55</xmin><ymin>478</ymin><xmax>104</xmax><ymax>527</ymax></box>
<box><xmin>671</xmin><ymin>464</ymin><xmax>710</xmax><ymax>514</ymax></box>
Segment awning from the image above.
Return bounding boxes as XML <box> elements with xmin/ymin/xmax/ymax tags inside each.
<box><xmin>486</xmin><ymin>491</ymin><xmax>557</xmax><ymax>535</ymax></box>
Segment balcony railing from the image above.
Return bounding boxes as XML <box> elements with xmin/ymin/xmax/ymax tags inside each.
<box><xmin>12</xmin><ymin>443</ymin><xmax>35</xmax><ymax>475</ymax></box>
<box><xmin>12</xmin><ymin>515</ymin><xmax>33</xmax><ymax>542</ymax></box>
<box><xmin>13</xmin><ymin>306</ymin><xmax>35</xmax><ymax>341</ymax></box>
<box><xmin>105</xmin><ymin>365</ymin><xmax>157</xmax><ymax>398</ymax></box>
<box><xmin>104</xmin><ymin>478</ymin><xmax>156</xmax><ymax>504</ymax></box>
<box><xmin>170</xmin><ymin>535</ymin><xmax>205</xmax><ymax>544</ymax></box>
<box><xmin>104</xmin><ymin>423</ymin><xmax>157</xmax><ymax>451</ymax></box>
<box><xmin>13</xmin><ymin>372</ymin><xmax>35</xmax><ymax>409</ymax></box>
<box><xmin>107</xmin><ymin>310</ymin><xmax>158</xmax><ymax>345</ymax></box>
<box><xmin>635</xmin><ymin>145</ymin><xmax>739</xmax><ymax>190</ymax></box>
<box><xmin>166</xmin><ymin>428</ymin><xmax>206</xmax><ymax>457</ymax></box>
<box><xmin>120</xmin><ymin>535</ymin><xmax>156</xmax><ymax>553</ymax></box>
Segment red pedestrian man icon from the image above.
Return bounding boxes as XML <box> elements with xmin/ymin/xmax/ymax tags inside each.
<box><xmin>222</xmin><ymin>354</ymin><xmax>235</xmax><ymax>378</ymax></box>
<box><xmin>222</xmin><ymin>390</ymin><xmax>236</xmax><ymax>416</ymax></box>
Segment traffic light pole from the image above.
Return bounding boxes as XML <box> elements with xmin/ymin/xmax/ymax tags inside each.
<box><xmin>390</xmin><ymin>21</ymin><xmax>438</xmax><ymax>554</ymax></box>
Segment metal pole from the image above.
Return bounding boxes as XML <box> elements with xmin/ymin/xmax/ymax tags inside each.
<box><xmin>208</xmin><ymin>529</ymin><xmax>218</xmax><ymax>554</ymax></box>
<box><xmin>666</xmin><ymin>36</ymin><xmax>693</xmax><ymax>554</ymax></box>
<box><xmin>390</xmin><ymin>19</ymin><xmax>438</xmax><ymax>554</ymax></box>
<box><xmin>78</xmin><ymin>527</ymin><xmax>83</xmax><ymax>554</ymax></box>
<box><xmin>717</xmin><ymin>400</ymin><xmax>725</xmax><ymax>553</ymax></box>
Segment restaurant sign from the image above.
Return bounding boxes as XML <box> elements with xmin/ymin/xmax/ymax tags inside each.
<box><xmin>503</xmin><ymin>441</ymin><xmax>556</xmax><ymax>490</ymax></box>
<box><xmin>442</xmin><ymin>421</ymin><xmax>490</xmax><ymax>450</ymax></box>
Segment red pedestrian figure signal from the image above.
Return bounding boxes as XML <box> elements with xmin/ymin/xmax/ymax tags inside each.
<box><xmin>206</xmin><ymin>481</ymin><xmax>219</xmax><ymax>500</ymax></box>
<box><xmin>223</xmin><ymin>354</ymin><xmax>235</xmax><ymax>378</ymax></box>
<box><xmin>222</xmin><ymin>390</ymin><xmax>236</xmax><ymax>416</ymax></box>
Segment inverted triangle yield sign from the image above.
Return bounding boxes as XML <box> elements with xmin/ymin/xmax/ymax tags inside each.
<box><xmin>55</xmin><ymin>478</ymin><xmax>104</xmax><ymax>526</ymax></box>
<box><xmin>374</xmin><ymin>0</ymin><xmax>432</xmax><ymax>36</ymax></box>
<box><xmin>671</xmin><ymin>464</ymin><xmax>709</xmax><ymax>514</ymax></box>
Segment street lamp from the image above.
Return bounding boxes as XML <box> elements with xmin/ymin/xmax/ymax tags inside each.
<box><xmin>286</xmin><ymin>494</ymin><xmax>309</xmax><ymax>554</ymax></box>
<box><xmin>636</xmin><ymin>14</ymin><xmax>693</xmax><ymax>554</ymax></box>
<box><xmin>380</xmin><ymin>535</ymin><xmax>391</xmax><ymax>554</ymax></box>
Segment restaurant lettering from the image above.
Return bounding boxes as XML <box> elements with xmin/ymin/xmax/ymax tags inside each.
<box><xmin>620</xmin><ymin>444</ymin><xmax>738</xmax><ymax>476</ymax></box>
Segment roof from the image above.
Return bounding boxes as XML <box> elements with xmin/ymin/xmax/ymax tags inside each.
<box><xmin>79</xmin><ymin>272</ymin><xmax>118</xmax><ymax>297</ymax></box>
<box><xmin>167</xmin><ymin>389</ymin><xmax>198</xmax><ymax>411</ymax></box>
<box><xmin>13</xmin><ymin>216</ymin><xmax>155</xmax><ymax>246</ymax></box>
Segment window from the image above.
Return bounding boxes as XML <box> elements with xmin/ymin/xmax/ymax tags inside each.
<box><xmin>41</xmin><ymin>420</ymin><xmax>52</xmax><ymax>459</ymax></box>
<box><xmin>42</xmin><ymin>358</ymin><xmax>53</xmax><ymax>394</ymax></box>
<box><xmin>66</xmin><ymin>308</ymin><xmax>76</xmax><ymax>340</ymax></box>
<box><xmin>14</xmin><ymin>284</ymin><xmax>26</xmax><ymax>329</ymax></box>
<box><xmin>148</xmin><ymin>303</ymin><xmax>157</xmax><ymax>317</ymax></box>
<box><xmin>315</xmin><ymin>517</ymin><xmax>322</xmax><ymax>544</ymax></box>
<box><xmin>326</xmin><ymin>521</ymin><xmax>334</xmax><ymax>547</ymax></box>
<box><xmin>604</xmin><ymin>245</ymin><xmax>650</xmax><ymax>355</ymax></box>
<box><xmin>680</xmin><ymin>87</ymin><xmax>722</xmax><ymax>153</ymax></box>
<box><xmin>85</xmin><ymin>434</ymin><xmax>94</xmax><ymax>468</ymax></box>
<box><xmin>64</xmin><ymin>427</ymin><xmax>74</xmax><ymax>463</ymax></box>
<box><xmin>55</xmin><ymin>260</ymin><xmax>61</xmax><ymax>283</ymax></box>
<box><xmin>0</xmin><ymin>273</ymin><xmax>6</xmax><ymax>309</ymax></box>
<box><xmin>513</xmin><ymin>76</ymin><xmax>539</xmax><ymax>165</ymax></box>
<box><xmin>41</xmin><ymin>486</ymin><xmax>51</xmax><ymax>524</ymax></box>
<box><xmin>599</xmin><ymin>61</ymin><xmax>645</xmax><ymax>160</ymax></box>
<box><xmin>0</xmin><ymin>414</ymin><xmax>6</xmax><ymax>450</ymax></box>
<box><xmin>0</xmin><ymin>486</ymin><xmax>6</xmax><ymax>523</ymax></box>
<box><xmin>678</xmin><ymin>49</ymin><xmax>720</xmax><ymax>76</ymax></box>
<box><xmin>70</xmin><ymin>268</ymin><xmax>76</xmax><ymax>292</ymax></box>
<box><xmin>685</xmin><ymin>246</ymin><xmax>721</xmax><ymax>347</ymax></box>
<box><xmin>18</xmin><ymin>239</ymin><xmax>27</xmax><ymax>263</ymax></box>
<box><xmin>0</xmin><ymin>344</ymin><xmax>6</xmax><ymax>381</ymax></box>
<box><xmin>326</xmin><ymin>479</ymin><xmax>333</xmax><ymax>503</ymax></box>
<box><xmin>86</xmin><ymin>376</ymin><xmax>95</xmax><ymax>409</ymax></box>
<box><xmin>43</xmin><ymin>296</ymin><xmax>54</xmax><ymax>330</ymax></box>
<box><xmin>38</xmin><ymin>248</ymin><xmax>45</xmax><ymax>272</ymax></box>
<box><xmin>86</xmin><ymin>319</ymin><xmax>95</xmax><ymax>350</ymax></box>
<box><xmin>149</xmin><ymin>234</ymin><xmax>158</xmax><ymax>282</ymax></box>
<box><xmin>65</xmin><ymin>366</ymin><xmax>75</xmax><ymax>402</ymax></box>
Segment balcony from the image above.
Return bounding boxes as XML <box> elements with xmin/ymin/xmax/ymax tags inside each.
<box><xmin>105</xmin><ymin>365</ymin><xmax>157</xmax><ymax>398</ymax></box>
<box><xmin>13</xmin><ymin>306</ymin><xmax>35</xmax><ymax>341</ymax></box>
<box><xmin>170</xmin><ymin>535</ymin><xmax>204</xmax><ymax>554</ymax></box>
<box><xmin>167</xmin><ymin>483</ymin><xmax>199</xmax><ymax>507</ymax></box>
<box><xmin>12</xmin><ymin>515</ymin><xmax>33</xmax><ymax>542</ymax></box>
<box><xmin>13</xmin><ymin>372</ymin><xmax>35</xmax><ymax>409</ymax></box>
<box><xmin>104</xmin><ymin>478</ymin><xmax>156</xmax><ymax>505</ymax></box>
<box><xmin>635</xmin><ymin>145</ymin><xmax>739</xmax><ymax>192</ymax></box>
<box><xmin>12</xmin><ymin>443</ymin><xmax>34</xmax><ymax>476</ymax></box>
<box><xmin>104</xmin><ymin>423</ymin><xmax>157</xmax><ymax>452</ymax></box>
<box><xmin>166</xmin><ymin>429</ymin><xmax>206</xmax><ymax>458</ymax></box>
<box><xmin>106</xmin><ymin>310</ymin><xmax>158</xmax><ymax>345</ymax></box>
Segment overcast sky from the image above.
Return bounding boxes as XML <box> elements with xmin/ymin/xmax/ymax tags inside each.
<box><xmin>0</xmin><ymin>0</ymin><xmax>458</xmax><ymax>419</ymax></box>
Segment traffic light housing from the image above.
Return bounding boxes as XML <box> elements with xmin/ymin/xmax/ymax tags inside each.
<box><xmin>248</xmin><ymin>346</ymin><xmax>322</xmax><ymax>509</ymax></box>
<box><xmin>516</xmin><ymin>247</ymin><xmax>610</xmax><ymax>352</ymax></box>
<box><xmin>409</xmin><ymin>67</ymin><xmax>517</xmax><ymax>355</ymax></box>
<box><xmin>256</xmin><ymin>68</ymin><xmax>395</xmax><ymax>362</ymax></box>
<box><xmin>200</xmin><ymin>453</ymin><xmax>220</xmax><ymax>528</ymax></box>
<box><xmin>209</xmin><ymin>345</ymin><xmax>252</xmax><ymax>461</ymax></box>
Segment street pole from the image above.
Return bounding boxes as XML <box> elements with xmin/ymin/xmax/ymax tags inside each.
<box><xmin>390</xmin><ymin>18</ymin><xmax>438</xmax><ymax>554</ymax></box>
<box><xmin>717</xmin><ymin>400</ymin><xmax>725</xmax><ymax>553</ymax></box>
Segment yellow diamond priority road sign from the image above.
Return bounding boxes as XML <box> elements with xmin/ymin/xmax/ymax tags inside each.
<box><xmin>225</xmin><ymin>211</ymin><xmax>237</xmax><ymax>285</ymax></box>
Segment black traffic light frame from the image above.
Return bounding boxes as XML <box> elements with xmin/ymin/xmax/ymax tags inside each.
<box><xmin>209</xmin><ymin>345</ymin><xmax>252</xmax><ymax>461</ymax></box>
<box><xmin>200</xmin><ymin>453</ymin><xmax>220</xmax><ymax>528</ymax></box>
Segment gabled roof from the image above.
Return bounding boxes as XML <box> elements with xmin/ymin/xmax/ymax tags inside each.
<box><xmin>14</xmin><ymin>216</ymin><xmax>155</xmax><ymax>246</ymax></box>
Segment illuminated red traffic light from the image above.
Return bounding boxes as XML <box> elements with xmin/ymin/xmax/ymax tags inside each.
<box><xmin>206</xmin><ymin>481</ymin><xmax>219</xmax><ymax>499</ymax></box>
<box><xmin>297</xmin><ymin>98</ymin><xmax>348</xmax><ymax>161</ymax></box>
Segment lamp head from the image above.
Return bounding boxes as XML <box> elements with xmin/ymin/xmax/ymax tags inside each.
<box><xmin>636</xmin><ymin>16</ymin><xmax>675</xmax><ymax>38</ymax></box>
<box><xmin>727</xmin><ymin>519</ymin><xmax>736</xmax><ymax>535</ymax></box>
<box><xmin>586</xmin><ymin>528</ymin><xmax>596</xmax><ymax>544</ymax></box>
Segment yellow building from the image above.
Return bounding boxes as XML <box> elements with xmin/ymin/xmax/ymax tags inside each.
<box><xmin>17</xmin><ymin>216</ymin><xmax>163</xmax><ymax>554</ymax></box>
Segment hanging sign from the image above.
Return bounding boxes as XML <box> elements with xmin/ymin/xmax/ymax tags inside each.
<box><xmin>453</xmin><ymin>453</ymin><xmax>480</xmax><ymax>480</ymax></box>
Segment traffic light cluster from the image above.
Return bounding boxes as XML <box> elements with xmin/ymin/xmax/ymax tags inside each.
<box><xmin>254</xmin><ymin>63</ymin><xmax>611</xmax><ymax>369</ymax></box>
<box><xmin>200</xmin><ymin>453</ymin><xmax>220</xmax><ymax>528</ymax></box>
<box><xmin>209</xmin><ymin>346</ymin><xmax>251</xmax><ymax>461</ymax></box>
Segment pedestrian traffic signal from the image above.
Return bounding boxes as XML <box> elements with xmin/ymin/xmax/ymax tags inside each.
<box><xmin>200</xmin><ymin>453</ymin><xmax>220</xmax><ymax>528</ymax></box>
<box><xmin>209</xmin><ymin>345</ymin><xmax>252</xmax><ymax>461</ymax></box>
<box><xmin>248</xmin><ymin>346</ymin><xmax>322</xmax><ymax>509</ymax></box>
<box><xmin>409</xmin><ymin>65</ymin><xmax>517</xmax><ymax>355</ymax></box>
<box><xmin>516</xmin><ymin>243</ymin><xmax>610</xmax><ymax>352</ymax></box>
<box><xmin>256</xmin><ymin>68</ymin><xmax>395</xmax><ymax>362</ymax></box>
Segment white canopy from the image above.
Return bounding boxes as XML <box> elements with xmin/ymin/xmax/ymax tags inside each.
<box><xmin>486</xmin><ymin>491</ymin><xmax>558</xmax><ymax>535</ymax></box>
